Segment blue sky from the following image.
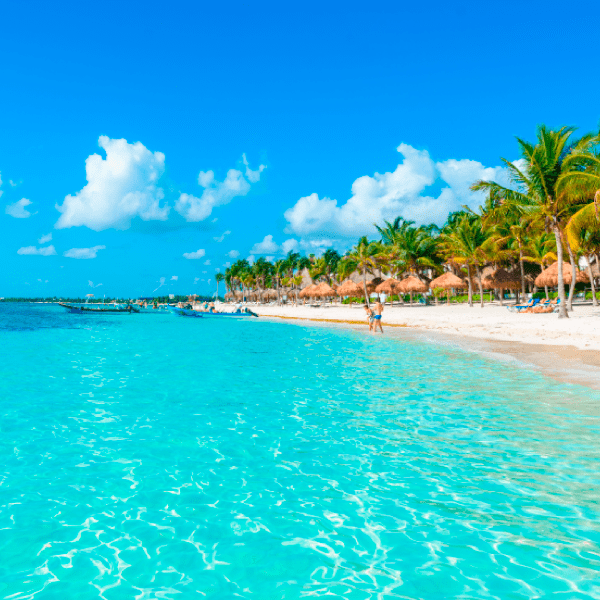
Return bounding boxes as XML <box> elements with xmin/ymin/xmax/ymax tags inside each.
<box><xmin>1</xmin><ymin>0</ymin><xmax>599</xmax><ymax>298</ymax></box>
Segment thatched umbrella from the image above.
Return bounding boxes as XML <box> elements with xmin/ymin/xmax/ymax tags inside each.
<box><xmin>375</xmin><ymin>278</ymin><xmax>401</xmax><ymax>306</ymax></box>
<box><xmin>314</xmin><ymin>282</ymin><xmax>337</xmax><ymax>300</ymax></box>
<box><xmin>225</xmin><ymin>291</ymin><xmax>234</xmax><ymax>301</ymax></box>
<box><xmin>429</xmin><ymin>272</ymin><xmax>467</xmax><ymax>304</ymax></box>
<box><xmin>299</xmin><ymin>284</ymin><xmax>318</xmax><ymax>304</ymax></box>
<box><xmin>397</xmin><ymin>276</ymin><xmax>428</xmax><ymax>305</ymax></box>
<box><xmin>535</xmin><ymin>261</ymin><xmax>589</xmax><ymax>287</ymax></box>
<box><xmin>336</xmin><ymin>280</ymin><xmax>365</xmax><ymax>304</ymax></box>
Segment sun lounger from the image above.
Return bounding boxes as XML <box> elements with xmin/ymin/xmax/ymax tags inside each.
<box><xmin>507</xmin><ymin>298</ymin><xmax>539</xmax><ymax>313</ymax></box>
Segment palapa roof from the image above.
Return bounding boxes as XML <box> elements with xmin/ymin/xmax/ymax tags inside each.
<box><xmin>336</xmin><ymin>279</ymin><xmax>365</xmax><ymax>297</ymax></box>
<box><xmin>535</xmin><ymin>261</ymin><xmax>589</xmax><ymax>287</ymax></box>
<box><xmin>313</xmin><ymin>282</ymin><xmax>337</xmax><ymax>297</ymax></box>
<box><xmin>299</xmin><ymin>284</ymin><xmax>318</xmax><ymax>298</ymax></box>
<box><xmin>429</xmin><ymin>272</ymin><xmax>467</xmax><ymax>289</ymax></box>
<box><xmin>375</xmin><ymin>277</ymin><xmax>401</xmax><ymax>294</ymax></box>
<box><xmin>487</xmin><ymin>268</ymin><xmax>522</xmax><ymax>290</ymax></box>
<box><xmin>397</xmin><ymin>275</ymin><xmax>428</xmax><ymax>293</ymax></box>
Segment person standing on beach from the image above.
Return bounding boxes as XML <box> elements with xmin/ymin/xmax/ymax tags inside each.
<box><xmin>373</xmin><ymin>300</ymin><xmax>384</xmax><ymax>333</ymax></box>
<box><xmin>364</xmin><ymin>304</ymin><xmax>374</xmax><ymax>331</ymax></box>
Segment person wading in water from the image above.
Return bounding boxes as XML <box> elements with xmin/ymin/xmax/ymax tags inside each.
<box><xmin>372</xmin><ymin>300</ymin><xmax>384</xmax><ymax>333</ymax></box>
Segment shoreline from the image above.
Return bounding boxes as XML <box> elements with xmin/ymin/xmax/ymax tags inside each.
<box><xmin>251</xmin><ymin>304</ymin><xmax>600</xmax><ymax>391</ymax></box>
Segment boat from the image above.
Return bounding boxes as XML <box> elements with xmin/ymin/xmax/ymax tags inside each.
<box><xmin>195</xmin><ymin>309</ymin><xmax>258</xmax><ymax>318</ymax></box>
<box><xmin>168</xmin><ymin>306</ymin><xmax>204</xmax><ymax>317</ymax></box>
<box><xmin>59</xmin><ymin>302</ymin><xmax>133</xmax><ymax>314</ymax></box>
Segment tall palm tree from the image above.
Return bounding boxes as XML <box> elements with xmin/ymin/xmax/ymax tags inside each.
<box><xmin>472</xmin><ymin>125</ymin><xmax>593</xmax><ymax>318</ymax></box>
<box><xmin>215</xmin><ymin>273</ymin><xmax>225</xmax><ymax>300</ymax></box>
<box><xmin>347</xmin><ymin>236</ymin><xmax>379</xmax><ymax>307</ymax></box>
<box><xmin>565</xmin><ymin>205</ymin><xmax>600</xmax><ymax>306</ymax></box>
<box><xmin>522</xmin><ymin>230</ymin><xmax>557</xmax><ymax>300</ymax></box>
<box><xmin>440</xmin><ymin>214</ymin><xmax>491</xmax><ymax>308</ymax></box>
<box><xmin>273</xmin><ymin>259</ymin><xmax>286</xmax><ymax>305</ymax></box>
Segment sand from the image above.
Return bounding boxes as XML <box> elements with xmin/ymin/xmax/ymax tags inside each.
<box><xmin>251</xmin><ymin>301</ymin><xmax>600</xmax><ymax>352</ymax></box>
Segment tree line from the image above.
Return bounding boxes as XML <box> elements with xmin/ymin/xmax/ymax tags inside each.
<box><xmin>222</xmin><ymin>125</ymin><xmax>600</xmax><ymax>319</ymax></box>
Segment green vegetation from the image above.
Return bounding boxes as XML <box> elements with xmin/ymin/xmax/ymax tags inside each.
<box><xmin>217</xmin><ymin>125</ymin><xmax>600</xmax><ymax>318</ymax></box>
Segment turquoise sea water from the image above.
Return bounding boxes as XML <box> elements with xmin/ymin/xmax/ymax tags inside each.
<box><xmin>1</xmin><ymin>303</ymin><xmax>600</xmax><ymax>599</ymax></box>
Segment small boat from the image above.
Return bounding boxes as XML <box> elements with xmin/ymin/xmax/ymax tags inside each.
<box><xmin>59</xmin><ymin>302</ymin><xmax>133</xmax><ymax>314</ymax></box>
<box><xmin>168</xmin><ymin>306</ymin><xmax>204</xmax><ymax>317</ymax></box>
<box><xmin>196</xmin><ymin>310</ymin><xmax>258</xmax><ymax>318</ymax></box>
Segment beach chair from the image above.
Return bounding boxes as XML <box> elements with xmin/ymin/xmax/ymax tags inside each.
<box><xmin>507</xmin><ymin>298</ymin><xmax>539</xmax><ymax>313</ymax></box>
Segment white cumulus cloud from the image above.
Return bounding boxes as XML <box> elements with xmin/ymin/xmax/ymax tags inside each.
<box><xmin>227</xmin><ymin>250</ymin><xmax>240</xmax><ymax>259</ymax></box>
<box><xmin>17</xmin><ymin>245</ymin><xmax>57</xmax><ymax>256</ymax></box>
<box><xmin>171</xmin><ymin>275</ymin><xmax>178</xmax><ymax>281</ymax></box>
<box><xmin>38</xmin><ymin>233</ymin><xmax>52</xmax><ymax>244</ymax></box>
<box><xmin>6</xmin><ymin>198</ymin><xmax>34</xmax><ymax>218</ymax></box>
<box><xmin>55</xmin><ymin>136</ymin><xmax>168</xmax><ymax>231</ymax></box>
<box><xmin>203</xmin><ymin>259</ymin><xmax>211</xmax><ymax>265</ymax></box>
<box><xmin>250</xmin><ymin>234</ymin><xmax>280</xmax><ymax>254</ymax></box>
<box><xmin>183</xmin><ymin>248</ymin><xmax>206</xmax><ymax>259</ymax></box>
<box><xmin>284</xmin><ymin>143</ymin><xmax>510</xmax><ymax>238</ymax></box>
<box><xmin>63</xmin><ymin>245</ymin><xmax>106</xmax><ymax>259</ymax></box>
<box><xmin>281</xmin><ymin>239</ymin><xmax>299</xmax><ymax>254</ymax></box>
<box><xmin>175</xmin><ymin>156</ymin><xmax>266</xmax><ymax>222</ymax></box>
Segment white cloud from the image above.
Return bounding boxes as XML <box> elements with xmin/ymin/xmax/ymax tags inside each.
<box><xmin>6</xmin><ymin>198</ymin><xmax>34</xmax><ymax>218</ymax></box>
<box><xmin>247</xmin><ymin>255</ymin><xmax>255</xmax><ymax>264</ymax></box>
<box><xmin>242</xmin><ymin>153</ymin><xmax>266</xmax><ymax>183</ymax></box>
<box><xmin>175</xmin><ymin>155</ymin><xmax>266</xmax><ymax>222</ymax></box>
<box><xmin>183</xmin><ymin>248</ymin><xmax>206</xmax><ymax>259</ymax></box>
<box><xmin>38</xmin><ymin>233</ymin><xmax>52</xmax><ymax>244</ymax></box>
<box><xmin>63</xmin><ymin>245</ymin><xmax>106</xmax><ymax>259</ymax></box>
<box><xmin>215</xmin><ymin>268</ymin><xmax>221</xmax><ymax>273</ymax></box>
<box><xmin>281</xmin><ymin>239</ymin><xmax>299</xmax><ymax>254</ymax></box>
<box><xmin>55</xmin><ymin>136</ymin><xmax>168</xmax><ymax>231</ymax></box>
<box><xmin>203</xmin><ymin>259</ymin><xmax>211</xmax><ymax>265</ymax></box>
<box><xmin>284</xmin><ymin>143</ymin><xmax>510</xmax><ymax>238</ymax></box>
<box><xmin>224</xmin><ymin>262</ymin><xmax>231</xmax><ymax>268</ymax></box>
<box><xmin>17</xmin><ymin>245</ymin><xmax>57</xmax><ymax>256</ymax></box>
<box><xmin>265</xmin><ymin>255</ymin><xmax>275</xmax><ymax>262</ymax></box>
<box><xmin>88</xmin><ymin>280</ymin><xmax>103</xmax><ymax>288</ymax></box>
<box><xmin>194</xmin><ymin>277</ymin><xmax>200</xmax><ymax>284</ymax></box>
<box><xmin>227</xmin><ymin>249</ymin><xmax>240</xmax><ymax>259</ymax></box>
<box><xmin>250</xmin><ymin>234</ymin><xmax>279</xmax><ymax>254</ymax></box>
<box><xmin>171</xmin><ymin>275</ymin><xmax>178</xmax><ymax>281</ymax></box>
<box><xmin>213</xmin><ymin>230</ymin><xmax>231</xmax><ymax>242</ymax></box>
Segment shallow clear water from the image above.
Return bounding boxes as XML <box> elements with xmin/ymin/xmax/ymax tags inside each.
<box><xmin>1</xmin><ymin>303</ymin><xmax>600</xmax><ymax>599</ymax></box>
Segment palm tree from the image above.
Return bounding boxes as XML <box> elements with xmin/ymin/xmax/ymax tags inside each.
<box><xmin>440</xmin><ymin>214</ymin><xmax>491</xmax><ymax>307</ymax></box>
<box><xmin>273</xmin><ymin>259</ymin><xmax>286</xmax><ymax>305</ymax></box>
<box><xmin>347</xmin><ymin>236</ymin><xmax>379</xmax><ymax>307</ymax></box>
<box><xmin>375</xmin><ymin>217</ymin><xmax>415</xmax><ymax>245</ymax></box>
<box><xmin>472</xmin><ymin>125</ymin><xmax>594</xmax><ymax>318</ymax></box>
<box><xmin>323</xmin><ymin>248</ymin><xmax>341</xmax><ymax>284</ymax></box>
<box><xmin>565</xmin><ymin>204</ymin><xmax>600</xmax><ymax>306</ymax></box>
<box><xmin>522</xmin><ymin>230</ymin><xmax>557</xmax><ymax>300</ymax></box>
<box><xmin>215</xmin><ymin>273</ymin><xmax>225</xmax><ymax>300</ymax></box>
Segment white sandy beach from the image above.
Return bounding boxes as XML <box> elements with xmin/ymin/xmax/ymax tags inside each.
<box><xmin>252</xmin><ymin>301</ymin><xmax>600</xmax><ymax>352</ymax></box>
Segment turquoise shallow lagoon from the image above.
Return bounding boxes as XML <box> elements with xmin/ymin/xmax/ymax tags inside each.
<box><xmin>1</xmin><ymin>303</ymin><xmax>600</xmax><ymax>599</ymax></box>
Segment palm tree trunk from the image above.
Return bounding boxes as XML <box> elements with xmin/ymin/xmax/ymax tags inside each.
<box><xmin>476</xmin><ymin>266</ymin><xmax>484</xmax><ymax>308</ymax></box>
<box><xmin>587</xmin><ymin>254</ymin><xmax>598</xmax><ymax>307</ymax></box>
<box><xmin>466</xmin><ymin>264</ymin><xmax>473</xmax><ymax>307</ymax></box>
<box><xmin>544</xmin><ymin>285</ymin><xmax>549</xmax><ymax>301</ymax></box>
<box><xmin>565</xmin><ymin>238</ymin><xmax>577</xmax><ymax>312</ymax></box>
<box><xmin>553</xmin><ymin>222</ymin><xmax>568</xmax><ymax>318</ymax></box>
<box><xmin>518</xmin><ymin>243</ymin><xmax>526</xmax><ymax>296</ymax></box>
<box><xmin>363</xmin><ymin>268</ymin><xmax>370</xmax><ymax>308</ymax></box>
